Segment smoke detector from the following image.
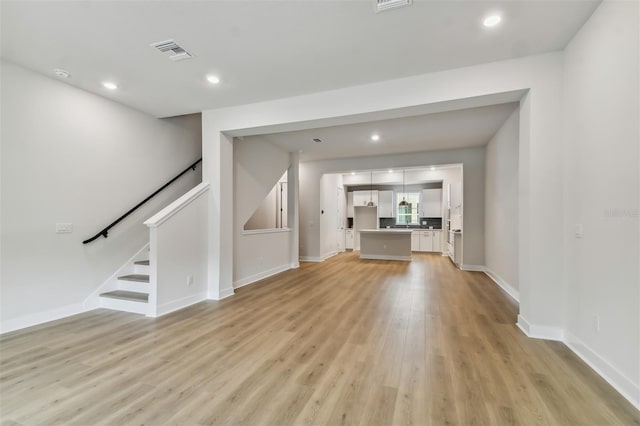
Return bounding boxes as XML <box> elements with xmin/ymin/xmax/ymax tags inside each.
<box><xmin>149</xmin><ymin>39</ymin><xmax>193</xmax><ymax>61</ymax></box>
<box><xmin>375</xmin><ymin>0</ymin><xmax>412</xmax><ymax>13</ymax></box>
<box><xmin>53</xmin><ymin>69</ymin><xmax>70</xmax><ymax>79</ymax></box>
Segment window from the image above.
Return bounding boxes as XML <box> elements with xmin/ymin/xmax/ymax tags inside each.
<box><xmin>396</xmin><ymin>192</ymin><xmax>420</xmax><ymax>225</ymax></box>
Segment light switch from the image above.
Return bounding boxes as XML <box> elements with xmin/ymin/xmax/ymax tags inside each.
<box><xmin>56</xmin><ymin>223</ymin><xmax>73</xmax><ymax>234</ymax></box>
<box><xmin>575</xmin><ymin>224</ymin><xmax>583</xmax><ymax>238</ymax></box>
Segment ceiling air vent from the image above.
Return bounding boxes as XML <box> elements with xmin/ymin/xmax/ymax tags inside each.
<box><xmin>375</xmin><ymin>0</ymin><xmax>411</xmax><ymax>13</ymax></box>
<box><xmin>150</xmin><ymin>39</ymin><xmax>193</xmax><ymax>61</ymax></box>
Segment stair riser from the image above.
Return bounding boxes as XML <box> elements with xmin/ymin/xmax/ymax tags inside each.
<box><xmin>134</xmin><ymin>265</ymin><xmax>150</xmax><ymax>275</ymax></box>
<box><xmin>100</xmin><ymin>297</ymin><xmax>148</xmax><ymax>315</ymax></box>
<box><xmin>118</xmin><ymin>280</ymin><xmax>149</xmax><ymax>294</ymax></box>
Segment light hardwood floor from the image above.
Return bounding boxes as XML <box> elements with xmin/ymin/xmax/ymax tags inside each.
<box><xmin>1</xmin><ymin>252</ymin><xmax>638</xmax><ymax>425</ymax></box>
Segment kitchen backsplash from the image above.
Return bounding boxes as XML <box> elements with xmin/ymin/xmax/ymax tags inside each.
<box><xmin>379</xmin><ymin>217</ymin><xmax>442</xmax><ymax>229</ymax></box>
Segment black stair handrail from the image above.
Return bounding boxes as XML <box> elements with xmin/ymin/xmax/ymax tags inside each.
<box><xmin>83</xmin><ymin>158</ymin><xmax>202</xmax><ymax>244</ymax></box>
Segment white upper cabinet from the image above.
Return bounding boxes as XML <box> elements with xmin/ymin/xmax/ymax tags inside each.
<box><xmin>421</xmin><ymin>188</ymin><xmax>442</xmax><ymax>218</ymax></box>
<box><xmin>347</xmin><ymin>192</ymin><xmax>354</xmax><ymax>218</ymax></box>
<box><xmin>353</xmin><ymin>190</ymin><xmax>378</xmax><ymax>207</ymax></box>
<box><xmin>378</xmin><ymin>191</ymin><xmax>395</xmax><ymax>218</ymax></box>
<box><xmin>448</xmin><ymin>183</ymin><xmax>462</xmax><ymax>209</ymax></box>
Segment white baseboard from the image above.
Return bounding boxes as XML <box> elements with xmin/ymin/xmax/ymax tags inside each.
<box><xmin>360</xmin><ymin>254</ymin><xmax>411</xmax><ymax>261</ymax></box>
<box><xmin>484</xmin><ymin>268</ymin><xmax>520</xmax><ymax>302</ymax></box>
<box><xmin>517</xmin><ymin>314</ymin><xmax>564</xmax><ymax>341</ymax></box>
<box><xmin>300</xmin><ymin>251</ymin><xmax>338</xmax><ymax>263</ymax></box>
<box><xmin>461</xmin><ymin>264</ymin><xmax>485</xmax><ymax>272</ymax></box>
<box><xmin>0</xmin><ymin>303</ymin><xmax>88</xmax><ymax>334</ymax></box>
<box><xmin>233</xmin><ymin>264</ymin><xmax>291</xmax><ymax>289</ymax></box>
<box><xmin>564</xmin><ymin>331</ymin><xmax>640</xmax><ymax>409</ymax></box>
<box><xmin>155</xmin><ymin>293</ymin><xmax>207</xmax><ymax>317</ymax></box>
<box><xmin>210</xmin><ymin>287</ymin><xmax>235</xmax><ymax>300</ymax></box>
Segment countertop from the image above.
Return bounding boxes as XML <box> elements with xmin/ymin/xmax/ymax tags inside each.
<box><xmin>360</xmin><ymin>228</ymin><xmax>414</xmax><ymax>234</ymax></box>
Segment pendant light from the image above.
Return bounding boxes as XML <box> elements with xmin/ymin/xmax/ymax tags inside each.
<box><xmin>367</xmin><ymin>171</ymin><xmax>375</xmax><ymax>207</ymax></box>
<box><xmin>399</xmin><ymin>169</ymin><xmax>408</xmax><ymax>207</ymax></box>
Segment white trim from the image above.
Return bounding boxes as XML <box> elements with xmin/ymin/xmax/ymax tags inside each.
<box><xmin>0</xmin><ymin>303</ymin><xmax>89</xmax><ymax>334</ymax></box>
<box><xmin>564</xmin><ymin>332</ymin><xmax>640</xmax><ymax>410</ymax></box>
<box><xmin>154</xmin><ymin>293</ymin><xmax>207</xmax><ymax>317</ymax></box>
<box><xmin>517</xmin><ymin>314</ymin><xmax>564</xmax><ymax>341</ymax></box>
<box><xmin>300</xmin><ymin>251</ymin><xmax>339</xmax><ymax>263</ymax></box>
<box><xmin>484</xmin><ymin>267</ymin><xmax>520</xmax><ymax>302</ymax></box>
<box><xmin>83</xmin><ymin>243</ymin><xmax>150</xmax><ymax>311</ymax></box>
<box><xmin>241</xmin><ymin>228</ymin><xmax>291</xmax><ymax>235</ymax></box>
<box><xmin>210</xmin><ymin>287</ymin><xmax>235</xmax><ymax>300</ymax></box>
<box><xmin>144</xmin><ymin>182</ymin><xmax>209</xmax><ymax>227</ymax></box>
<box><xmin>233</xmin><ymin>264</ymin><xmax>291</xmax><ymax>289</ymax></box>
<box><xmin>461</xmin><ymin>264</ymin><xmax>485</xmax><ymax>272</ymax></box>
<box><xmin>290</xmin><ymin>262</ymin><xmax>300</xmax><ymax>269</ymax></box>
<box><xmin>360</xmin><ymin>254</ymin><xmax>412</xmax><ymax>261</ymax></box>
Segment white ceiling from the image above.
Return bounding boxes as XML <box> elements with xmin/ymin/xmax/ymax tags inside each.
<box><xmin>247</xmin><ymin>102</ymin><xmax>518</xmax><ymax>161</ymax></box>
<box><xmin>1</xmin><ymin>1</ymin><xmax>599</xmax><ymax>118</ymax></box>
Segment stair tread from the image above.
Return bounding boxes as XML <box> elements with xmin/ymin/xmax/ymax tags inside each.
<box><xmin>118</xmin><ymin>274</ymin><xmax>149</xmax><ymax>282</ymax></box>
<box><xmin>134</xmin><ymin>260</ymin><xmax>150</xmax><ymax>266</ymax></box>
<box><xmin>100</xmin><ymin>290</ymin><xmax>149</xmax><ymax>302</ymax></box>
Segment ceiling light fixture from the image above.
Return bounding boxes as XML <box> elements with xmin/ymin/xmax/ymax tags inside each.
<box><xmin>371</xmin><ymin>134</ymin><xmax>380</xmax><ymax>142</ymax></box>
<box><xmin>388</xmin><ymin>169</ymin><xmax>393</xmax><ymax>173</ymax></box>
<box><xmin>483</xmin><ymin>14</ymin><xmax>502</xmax><ymax>27</ymax></box>
<box><xmin>430</xmin><ymin>166</ymin><xmax>436</xmax><ymax>171</ymax></box>
<box><xmin>351</xmin><ymin>171</ymin><xmax>356</xmax><ymax>175</ymax></box>
<box><xmin>102</xmin><ymin>81</ymin><xmax>118</xmax><ymax>90</ymax></box>
<box><xmin>53</xmin><ymin>69</ymin><xmax>70</xmax><ymax>79</ymax></box>
<box><xmin>367</xmin><ymin>171</ymin><xmax>375</xmax><ymax>207</ymax></box>
<box><xmin>399</xmin><ymin>169</ymin><xmax>408</xmax><ymax>224</ymax></box>
<box><xmin>206</xmin><ymin>74</ymin><xmax>221</xmax><ymax>84</ymax></box>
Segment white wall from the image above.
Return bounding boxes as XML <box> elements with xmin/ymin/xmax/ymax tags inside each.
<box><xmin>562</xmin><ymin>0</ymin><xmax>639</xmax><ymax>406</ymax></box>
<box><xmin>233</xmin><ymin>136</ymin><xmax>292</xmax><ymax>287</ymax></box>
<box><xmin>0</xmin><ymin>61</ymin><xmax>202</xmax><ymax>331</ymax></box>
<box><xmin>244</xmin><ymin>185</ymin><xmax>277</xmax><ymax>230</ymax></box>
<box><xmin>485</xmin><ymin>109</ymin><xmax>519</xmax><ymax>296</ymax></box>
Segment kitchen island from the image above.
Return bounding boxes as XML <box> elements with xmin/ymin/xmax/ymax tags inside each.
<box><xmin>359</xmin><ymin>229</ymin><xmax>413</xmax><ymax>261</ymax></box>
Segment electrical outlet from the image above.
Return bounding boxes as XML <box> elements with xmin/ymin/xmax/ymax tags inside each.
<box><xmin>575</xmin><ymin>224</ymin><xmax>583</xmax><ymax>238</ymax></box>
<box><xmin>56</xmin><ymin>223</ymin><xmax>73</xmax><ymax>233</ymax></box>
<box><xmin>186</xmin><ymin>275</ymin><xmax>194</xmax><ymax>286</ymax></box>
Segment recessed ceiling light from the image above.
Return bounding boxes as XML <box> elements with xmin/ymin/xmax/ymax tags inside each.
<box><xmin>206</xmin><ymin>74</ymin><xmax>221</xmax><ymax>84</ymax></box>
<box><xmin>371</xmin><ymin>134</ymin><xmax>380</xmax><ymax>142</ymax></box>
<box><xmin>102</xmin><ymin>81</ymin><xmax>118</xmax><ymax>90</ymax></box>
<box><xmin>388</xmin><ymin>169</ymin><xmax>393</xmax><ymax>173</ymax></box>
<box><xmin>53</xmin><ymin>69</ymin><xmax>70</xmax><ymax>79</ymax></box>
<box><xmin>351</xmin><ymin>171</ymin><xmax>356</xmax><ymax>175</ymax></box>
<box><xmin>430</xmin><ymin>166</ymin><xmax>436</xmax><ymax>171</ymax></box>
<box><xmin>483</xmin><ymin>14</ymin><xmax>502</xmax><ymax>27</ymax></box>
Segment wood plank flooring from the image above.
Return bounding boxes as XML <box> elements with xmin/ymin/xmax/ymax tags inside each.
<box><xmin>1</xmin><ymin>252</ymin><xmax>638</xmax><ymax>425</ymax></box>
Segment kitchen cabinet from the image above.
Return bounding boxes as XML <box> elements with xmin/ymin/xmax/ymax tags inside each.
<box><xmin>347</xmin><ymin>192</ymin><xmax>354</xmax><ymax>218</ymax></box>
<box><xmin>412</xmin><ymin>230</ymin><xmax>442</xmax><ymax>252</ymax></box>
<box><xmin>448</xmin><ymin>183</ymin><xmax>462</xmax><ymax>209</ymax></box>
<box><xmin>421</xmin><ymin>188</ymin><xmax>442</xmax><ymax>218</ymax></box>
<box><xmin>345</xmin><ymin>229</ymin><xmax>354</xmax><ymax>249</ymax></box>
<box><xmin>448</xmin><ymin>231</ymin><xmax>462</xmax><ymax>267</ymax></box>
<box><xmin>353</xmin><ymin>190</ymin><xmax>378</xmax><ymax>207</ymax></box>
<box><xmin>378</xmin><ymin>191</ymin><xmax>395</xmax><ymax>218</ymax></box>
<box><xmin>411</xmin><ymin>231</ymin><xmax>420</xmax><ymax>251</ymax></box>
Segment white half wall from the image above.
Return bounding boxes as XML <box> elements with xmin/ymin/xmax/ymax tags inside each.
<box><xmin>234</xmin><ymin>136</ymin><xmax>293</xmax><ymax>287</ymax></box>
<box><xmin>0</xmin><ymin>61</ymin><xmax>202</xmax><ymax>331</ymax></box>
<box><xmin>562</xmin><ymin>0</ymin><xmax>639</xmax><ymax>407</ymax></box>
<box><xmin>145</xmin><ymin>184</ymin><xmax>209</xmax><ymax>316</ymax></box>
<box><xmin>485</xmin><ymin>108</ymin><xmax>519</xmax><ymax>295</ymax></box>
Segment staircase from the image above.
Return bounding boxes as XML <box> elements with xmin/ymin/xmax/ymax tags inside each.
<box><xmin>99</xmin><ymin>260</ymin><xmax>150</xmax><ymax>314</ymax></box>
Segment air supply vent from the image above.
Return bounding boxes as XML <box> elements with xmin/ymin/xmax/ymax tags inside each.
<box><xmin>375</xmin><ymin>0</ymin><xmax>411</xmax><ymax>13</ymax></box>
<box><xmin>150</xmin><ymin>39</ymin><xmax>193</xmax><ymax>61</ymax></box>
